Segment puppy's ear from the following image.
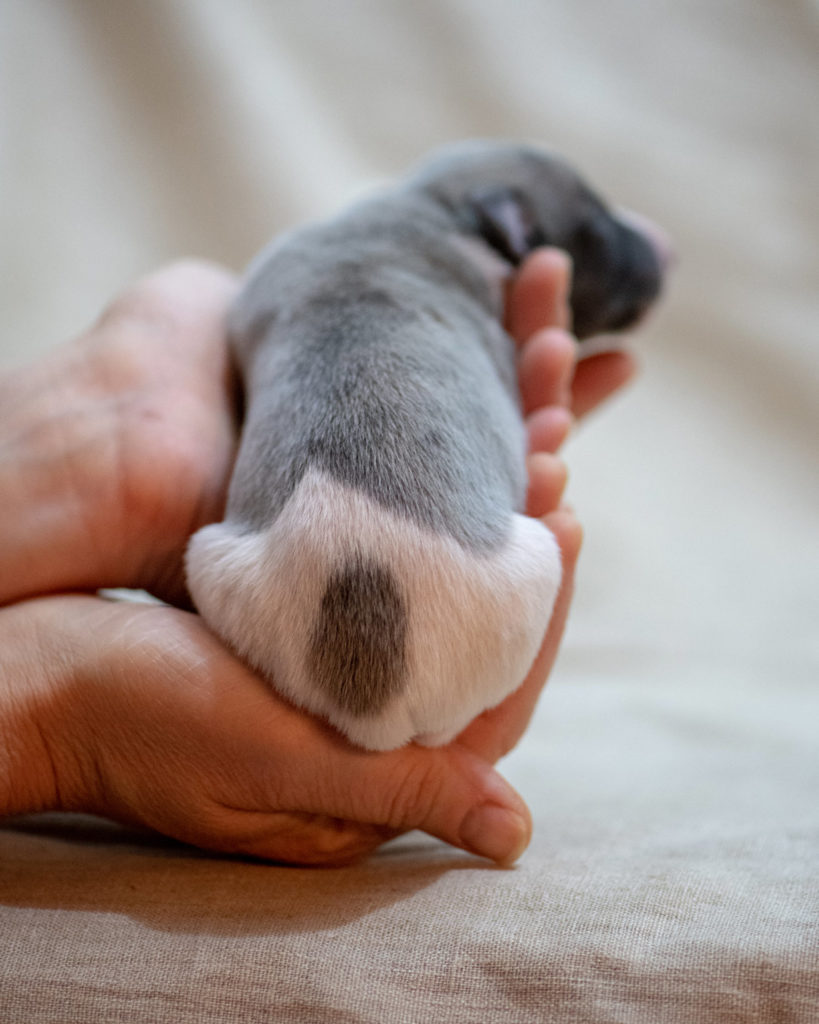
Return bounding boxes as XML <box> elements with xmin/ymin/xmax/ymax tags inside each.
<box><xmin>466</xmin><ymin>186</ymin><xmax>546</xmax><ymax>264</ymax></box>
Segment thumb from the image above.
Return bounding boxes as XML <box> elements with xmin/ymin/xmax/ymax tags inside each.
<box><xmin>310</xmin><ymin>740</ymin><xmax>534</xmax><ymax>866</ymax></box>
<box><xmin>433</xmin><ymin>751</ymin><xmax>533</xmax><ymax>865</ymax></box>
<box><xmin>207</xmin><ymin>728</ymin><xmax>534</xmax><ymax>868</ymax></box>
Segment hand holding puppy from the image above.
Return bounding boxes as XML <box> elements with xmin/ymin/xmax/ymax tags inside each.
<box><xmin>0</xmin><ymin>252</ymin><xmax>615</xmax><ymax>865</ymax></box>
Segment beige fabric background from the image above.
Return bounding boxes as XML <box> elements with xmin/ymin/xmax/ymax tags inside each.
<box><xmin>1</xmin><ymin>1</ymin><xmax>817</xmax><ymax>1021</ymax></box>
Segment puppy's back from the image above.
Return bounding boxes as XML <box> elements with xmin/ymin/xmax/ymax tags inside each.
<box><xmin>186</xmin><ymin>222</ymin><xmax>561</xmax><ymax>748</ymax></box>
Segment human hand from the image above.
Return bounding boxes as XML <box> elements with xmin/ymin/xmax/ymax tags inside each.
<box><xmin>0</xmin><ymin>251</ymin><xmax>631</xmax><ymax>609</ymax></box>
<box><xmin>0</xmin><ymin>250</ymin><xmax>633</xmax><ymax>866</ymax></box>
<box><xmin>1</xmin><ymin>593</ymin><xmax>539</xmax><ymax>865</ymax></box>
<box><xmin>462</xmin><ymin>247</ymin><xmax>639</xmax><ymax>763</ymax></box>
<box><xmin>0</xmin><ymin>261</ymin><xmax>239</xmax><ymax>607</ymax></box>
<box><xmin>510</xmin><ymin>246</ymin><xmax>639</xmax><ymax>453</ymax></box>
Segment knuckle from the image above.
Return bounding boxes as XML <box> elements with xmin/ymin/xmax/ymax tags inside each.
<box><xmin>96</xmin><ymin>287</ymin><xmax>176</xmax><ymax>342</ymax></box>
<box><xmin>384</xmin><ymin>758</ymin><xmax>443</xmax><ymax>830</ymax></box>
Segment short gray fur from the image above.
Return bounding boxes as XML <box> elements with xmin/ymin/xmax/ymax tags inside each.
<box><xmin>225</xmin><ymin>141</ymin><xmax>664</xmax><ymax>548</ymax></box>
<box><xmin>226</xmin><ymin>195</ymin><xmax>524</xmax><ymax>549</ymax></box>
<box><xmin>218</xmin><ymin>141</ymin><xmax>666</xmax><ymax>718</ymax></box>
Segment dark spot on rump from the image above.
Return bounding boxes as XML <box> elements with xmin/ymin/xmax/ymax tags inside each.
<box><xmin>309</xmin><ymin>558</ymin><xmax>408</xmax><ymax>718</ymax></box>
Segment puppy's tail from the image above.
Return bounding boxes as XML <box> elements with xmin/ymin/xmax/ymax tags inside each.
<box><xmin>308</xmin><ymin>558</ymin><xmax>409</xmax><ymax>718</ymax></box>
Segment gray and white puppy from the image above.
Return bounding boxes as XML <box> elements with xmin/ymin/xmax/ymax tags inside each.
<box><xmin>186</xmin><ymin>141</ymin><xmax>669</xmax><ymax>750</ymax></box>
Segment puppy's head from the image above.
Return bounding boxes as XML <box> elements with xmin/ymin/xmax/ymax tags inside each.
<box><xmin>409</xmin><ymin>140</ymin><xmax>671</xmax><ymax>339</ymax></box>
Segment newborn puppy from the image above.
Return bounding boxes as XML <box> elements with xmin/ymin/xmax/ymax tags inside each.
<box><xmin>186</xmin><ymin>141</ymin><xmax>669</xmax><ymax>750</ymax></box>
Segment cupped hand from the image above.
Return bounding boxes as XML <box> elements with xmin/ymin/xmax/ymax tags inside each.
<box><xmin>0</xmin><ymin>249</ymin><xmax>635</xmax><ymax>865</ymax></box>
<box><xmin>1</xmin><ymin>594</ymin><xmax>539</xmax><ymax>866</ymax></box>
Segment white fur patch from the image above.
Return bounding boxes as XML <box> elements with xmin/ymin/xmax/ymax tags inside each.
<box><xmin>186</xmin><ymin>470</ymin><xmax>561</xmax><ymax>750</ymax></box>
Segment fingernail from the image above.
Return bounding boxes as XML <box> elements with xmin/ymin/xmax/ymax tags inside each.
<box><xmin>459</xmin><ymin>803</ymin><xmax>531</xmax><ymax>866</ymax></box>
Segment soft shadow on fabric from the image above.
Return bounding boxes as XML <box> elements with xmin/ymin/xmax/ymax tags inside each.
<box><xmin>0</xmin><ymin>813</ymin><xmax>504</xmax><ymax>937</ymax></box>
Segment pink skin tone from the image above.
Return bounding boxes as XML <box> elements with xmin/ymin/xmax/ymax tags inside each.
<box><xmin>0</xmin><ymin>250</ymin><xmax>635</xmax><ymax>866</ymax></box>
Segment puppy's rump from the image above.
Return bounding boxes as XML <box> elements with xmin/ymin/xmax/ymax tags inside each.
<box><xmin>186</xmin><ymin>469</ymin><xmax>561</xmax><ymax>750</ymax></box>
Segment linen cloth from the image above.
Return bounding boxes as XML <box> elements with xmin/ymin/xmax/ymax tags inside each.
<box><xmin>1</xmin><ymin>1</ymin><xmax>817</xmax><ymax>1021</ymax></box>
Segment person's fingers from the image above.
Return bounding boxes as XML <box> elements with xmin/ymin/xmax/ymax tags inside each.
<box><xmin>506</xmin><ymin>248</ymin><xmax>572</xmax><ymax>344</ymax></box>
<box><xmin>455</xmin><ymin>506</ymin><xmax>583</xmax><ymax>763</ymax></box>
<box><xmin>526</xmin><ymin>406</ymin><xmax>573</xmax><ymax>454</ymax></box>
<box><xmin>508</xmin><ymin>248</ymin><xmax>641</xmax><ymax>422</ymax></box>
<box><xmin>571</xmin><ymin>349</ymin><xmax>638</xmax><ymax>418</ymax></box>
<box><xmin>201</xmin><ymin>644</ymin><xmax>533</xmax><ymax>866</ymax></box>
<box><xmin>517</xmin><ymin>327</ymin><xmax>578</xmax><ymax>416</ymax></box>
<box><xmin>210</xmin><ymin>733</ymin><xmax>533</xmax><ymax>867</ymax></box>
<box><xmin>525</xmin><ymin>452</ymin><xmax>569</xmax><ymax>519</ymax></box>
